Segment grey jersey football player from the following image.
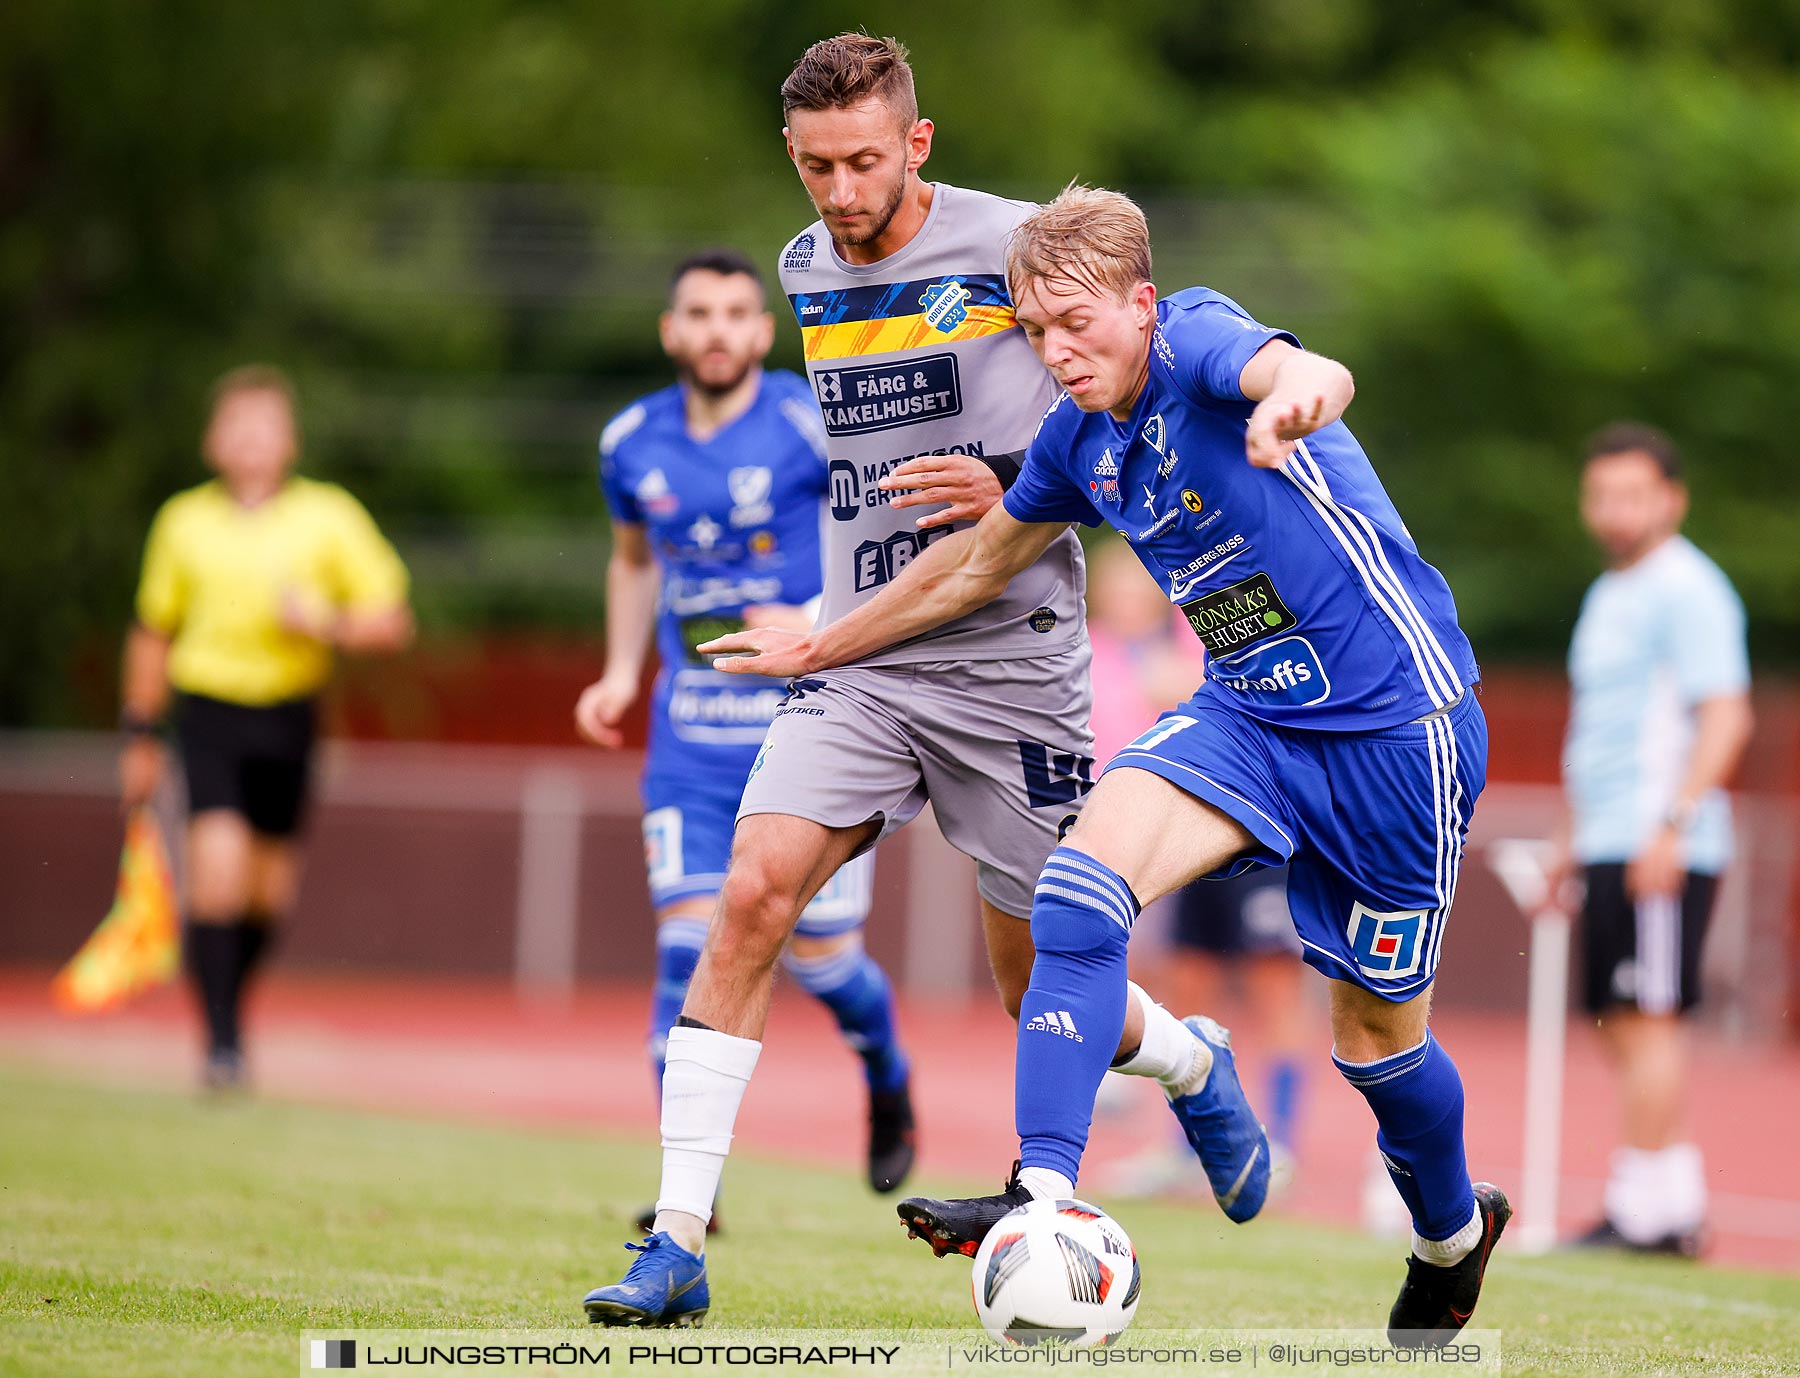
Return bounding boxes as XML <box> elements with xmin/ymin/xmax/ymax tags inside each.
<box><xmin>583</xmin><ymin>34</ymin><xmax>1255</xmax><ymax>1327</ymax></box>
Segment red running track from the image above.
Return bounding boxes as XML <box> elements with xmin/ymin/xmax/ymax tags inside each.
<box><xmin>2</xmin><ymin>968</ymin><xmax>1796</xmax><ymax>1272</ymax></box>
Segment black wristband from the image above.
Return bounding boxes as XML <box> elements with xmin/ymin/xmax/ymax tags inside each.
<box><xmin>119</xmin><ymin>711</ymin><xmax>165</xmax><ymax>739</ymax></box>
<box><xmin>982</xmin><ymin>450</ymin><xmax>1025</xmax><ymax>491</ymax></box>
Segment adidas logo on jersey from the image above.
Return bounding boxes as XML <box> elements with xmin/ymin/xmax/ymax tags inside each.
<box><xmin>1093</xmin><ymin>448</ymin><xmax>1119</xmax><ymax>478</ymax></box>
<box><xmin>1025</xmin><ymin>1010</ymin><xmax>1084</xmax><ymax>1042</ymax></box>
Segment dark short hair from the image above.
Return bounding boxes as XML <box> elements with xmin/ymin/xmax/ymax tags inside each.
<box><xmin>209</xmin><ymin>363</ymin><xmax>295</xmax><ymax>412</ymax></box>
<box><xmin>1584</xmin><ymin>422</ymin><xmax>1683</xmax><ymax>481</ymax></box>
<box><xmin>780</xmin><ymin>33</ymin><xmax>918</xmax><ymax>125</ymax></box>
<box><xmin>668</xmin><ymin>248</ymin><xmax>765</xmax><ymax>304</ymax></box>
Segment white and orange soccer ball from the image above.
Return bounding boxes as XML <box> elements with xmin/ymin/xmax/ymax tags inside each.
<box><xmin>969</xmin><ymin>1197</ymin><xmax>1140</xmax><ymax>1347</ymax></box>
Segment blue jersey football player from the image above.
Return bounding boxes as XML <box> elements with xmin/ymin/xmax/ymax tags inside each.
<box><xmin>575</xmin><ymin>249</ymin><xmax>922</xmax><ymax>1219</ymax></box>
<box><xmin>706</xmin><ymin>189</ymin><xmax>1508</xmax><ymax>1346</ymax></box>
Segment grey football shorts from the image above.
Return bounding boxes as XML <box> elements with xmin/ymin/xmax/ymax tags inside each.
<box><xmin>736</xmin><ymin>649</ymin><xmax>1096</xmax><ymax>917</ymax></box>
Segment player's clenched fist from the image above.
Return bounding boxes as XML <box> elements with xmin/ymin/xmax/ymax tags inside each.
<box><xmin>1244</xmin><ymin>393</ymin><xmax>1327</xmax><ymax>470</ymax></box>
<box><xmin>118</xmin><ymin>735</ymin><xmax>165</xmax><ymax>812</ymax></box>
<box><xmin>574</xmin><ymin>674</ymin><xmax>638</xmax><ymax>749</ymax></box>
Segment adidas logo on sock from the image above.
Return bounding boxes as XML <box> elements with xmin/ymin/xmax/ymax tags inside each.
<box><xmin>1024</xmin><ymin>1010</ymin><xmax>1084</xmax><ymax>1042</ymax></box>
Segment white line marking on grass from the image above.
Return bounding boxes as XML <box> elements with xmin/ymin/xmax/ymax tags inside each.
<box><xmin>1515</xmin><ymin>1264</ymin><xmax>1794</xmax><ymax>1319</ymax></box>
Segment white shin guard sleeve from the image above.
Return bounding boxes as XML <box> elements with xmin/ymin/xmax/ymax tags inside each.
<box><xmin>656</xmin><ymin>1025</ymin><xmax>762</xmax><ymax>1223</ymax></box>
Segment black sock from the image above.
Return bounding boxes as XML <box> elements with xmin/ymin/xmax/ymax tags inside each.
<box><xmin>237</xmin><ymin>915</ymin><xmax>279</xmax><ymax>989</ymax></box>
<box><xmin>185</xmin><ymin>922</ymin><xmax>244</xmax><ymax>1056</ymax></box>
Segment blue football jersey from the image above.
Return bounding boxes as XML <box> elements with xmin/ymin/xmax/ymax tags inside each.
<box><xmin>1005</xmin><ymin>288</ymin><xmax>1477</xmax><ymax>731</ymax></box>
<box><xmin>599</xmin><ymin>371</ymin><xmax>830</xmax><ymax>760</ymax></box>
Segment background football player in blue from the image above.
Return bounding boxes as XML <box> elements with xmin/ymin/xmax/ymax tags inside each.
<box><xmin>575</xmin><ymin>249</ymin><xmax>922</xmax><ymax>1217</ymax></box>
<box><xmin>705</xmin><ymin>189</ymin><xmax>1506</xmax><ymax>1346</ymax></box>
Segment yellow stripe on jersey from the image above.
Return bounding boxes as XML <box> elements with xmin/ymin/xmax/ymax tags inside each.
<box><xmin>800</xmin><ymin>303</ymin><xmax>1017</xmax><ymax>362</ymax></box>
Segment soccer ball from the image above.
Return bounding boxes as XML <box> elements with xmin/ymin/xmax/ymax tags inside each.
<box><xmin>969</xmin><ymin>1197</ymin><xmax>1139</xmax><ymax>1347</ymax></box>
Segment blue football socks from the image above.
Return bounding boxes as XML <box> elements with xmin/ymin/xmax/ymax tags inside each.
<box><xmin>783</xmin><ymin>938</ymin><xmax>909</xmax><ymax>1092</ymax></box>
<box><xmin>1016</xmin><ymin>847</ymin><xmax>1139</xmax><ymax>1184</ymax></box>
<box><xmin>1334</xmin><ymin>1030</ymin><xmax>1476</xmax><ymax>1241</ymax></box>
<box><xmin>1265</xmin><ymin>1057</ymin><xmax>1303</xmax><ymax>1150</ymax></box>
<box><xmin>648</xmin><ymin>916</ymin><xmax>708</xmax><ymax>1083</ymax></box>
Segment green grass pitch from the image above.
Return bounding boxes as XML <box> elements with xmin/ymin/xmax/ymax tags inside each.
<box><xmin>2</xmin><ymin>1062</ymin><xmax>1797</xmax><ymax>1377</ymax></box>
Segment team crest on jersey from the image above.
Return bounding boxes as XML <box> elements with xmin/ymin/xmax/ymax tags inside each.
<box><xmin>1142</xmin><ymin>413</ymin><xmax>1179</xmax><ymax>479</ymax></box>
<box><xmin>1346</xmin><ymin>903</ymin><xmax>1427</xmax><ymax>980</ymax></box>
<box><xmin>919</xmin><ymin>279</ymin><xmax>973</xmax><ymax>333</ymax></box>
<box><xmin>783</xmin><ymin>233</ymin><xmax>816</xmax><ymax>272</ymax></box>
<box><xmin>727</xmin><ymin>466</ymin><xmax>773</xmax><ymax>526</ymax></box>
<box><xmin>636</xmin><ymin>468</ymin><xmax>679</xmax><ymax>517</ymax></box>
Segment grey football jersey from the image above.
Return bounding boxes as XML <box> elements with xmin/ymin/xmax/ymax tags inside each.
<box><xmin>778</xmin><ymin>183</ymin><xmax>1086</xmax><ymax>664</ymax></box>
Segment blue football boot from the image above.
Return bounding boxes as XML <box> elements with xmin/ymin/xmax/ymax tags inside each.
<box><xmin>583</xmin><ymin>1232</ymin><xmax>709</xmax><ymax>1327</ymax></box>
<box><xmin>1167</xmin><ymin>1016</ymin><xmax>1270</xmax><ymax>1223</ymax></box>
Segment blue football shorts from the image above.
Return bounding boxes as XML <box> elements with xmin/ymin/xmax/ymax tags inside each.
<box><xmin>1104</xmin><ymin>688</ymin><xmax>1487</xmax><ymax>1001</ymax></box>
<box><xmin>642</xmin><ymin>751</ymin><xmax>873</xmax><ymax>937</ymax></box>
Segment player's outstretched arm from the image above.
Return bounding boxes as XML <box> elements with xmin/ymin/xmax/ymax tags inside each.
<box><xmin>701</xmin><ymin>505</ymin><xmax>1064</xmax><ymax>678</ymax></box>
<box><xmin>1240</xmin><ymin>339</ymin><xmax>1355</xmax><ymax>469</ymax></box>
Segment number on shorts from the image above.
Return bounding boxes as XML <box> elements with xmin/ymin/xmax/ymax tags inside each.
<box><xmin>1125</xmin><ymin>714</ymin><xmax>1199</xmax><ymax>753</ymax></box>
<box><xmin>643</xmin><ymin>807</ymin><xmax>685</xmax><ymax>892</ymax></box>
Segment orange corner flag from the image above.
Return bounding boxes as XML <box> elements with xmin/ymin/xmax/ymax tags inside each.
<box><xmin>51</xmin><ymin>808</ymin><xmax>180</xmax><ymax>1013</ymax></box>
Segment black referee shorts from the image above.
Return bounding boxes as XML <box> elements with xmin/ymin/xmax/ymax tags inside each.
<box><xmin>1579</xmin><ymin>862</ymin><xmax>1719</xmax><ymax>1017</ymax></box>
<box><xmin>1171</xmin><ymin>865</ymin><xmax>1300</xmax><ymax>958</ymax></box>
<box><xmin>173</xmin><ymin>692</ymin><xmax>319</xmax><ymax>838</ymax></box>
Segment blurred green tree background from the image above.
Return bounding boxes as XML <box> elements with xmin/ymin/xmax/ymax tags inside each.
<box><xmin>4</xmin><ymin>0</ymin><xmax>1798</xmax><ymax>725</ymax></box>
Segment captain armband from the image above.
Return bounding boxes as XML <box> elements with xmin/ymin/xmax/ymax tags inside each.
<box><xmin>981</xmin><ymin>450</ymin><xmax>1026</xmax><ymax>490</ymax></box>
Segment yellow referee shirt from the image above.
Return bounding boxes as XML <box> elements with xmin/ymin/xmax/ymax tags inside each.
<box><xmin>135</xmin><ymin>477</ymin><xmax>409</xmax><ymax>706</ymax></box>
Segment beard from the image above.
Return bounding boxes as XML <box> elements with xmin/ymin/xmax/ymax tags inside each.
<box><xmin>679</xmin><ymin>353</ymin><xmax>755</xmax><ymax>399</ymax></box>
<box><xmin>825</xmin><ymin>173</ymin><xmax>909</xmax><ymax>248</ymax></box>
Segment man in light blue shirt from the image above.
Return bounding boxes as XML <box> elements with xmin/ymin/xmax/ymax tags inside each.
<box><xmin>1554</xmin><ymin>422</ymin><xmax>1753</xmax><ymax>1256</ymax></box>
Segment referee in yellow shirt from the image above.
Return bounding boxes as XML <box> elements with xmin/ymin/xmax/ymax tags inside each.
<box><xmin>118</xmin><ymin>365</ymin><xmax>413</xmax><ymax>1089</ymax></box>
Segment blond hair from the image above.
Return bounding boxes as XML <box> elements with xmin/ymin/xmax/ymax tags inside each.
<box><xmin>1005</xmin><ymin>183</ymin><xmax>1152</xmax><ymax>304</ymax></box>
